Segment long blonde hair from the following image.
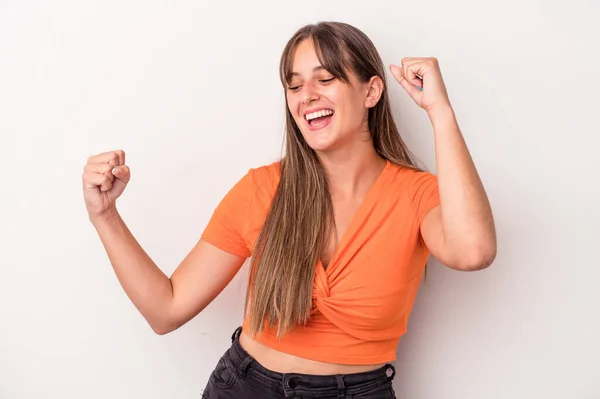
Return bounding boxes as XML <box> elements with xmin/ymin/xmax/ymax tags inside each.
<box><xmin>245</xmin><ymin>22</ymin><xmax>426</xmax><ymax>337</ymax></box>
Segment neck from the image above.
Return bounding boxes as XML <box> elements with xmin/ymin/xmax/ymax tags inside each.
<box><xmin>317</xmin><ymin>147</ymin><xmax>386</xmax><ymax>199</ymax></box>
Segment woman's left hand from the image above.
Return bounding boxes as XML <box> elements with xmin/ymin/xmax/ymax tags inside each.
<box><xmin>390</xmin><ymin>57</ymin><xmax>451</xmax><ymax>114</ymax></box>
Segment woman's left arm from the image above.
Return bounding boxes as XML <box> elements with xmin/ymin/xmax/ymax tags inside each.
<box><xmin>390</xmin><ymin>57</ymin><xmax>497</xmax><ymax>271</ymax></box>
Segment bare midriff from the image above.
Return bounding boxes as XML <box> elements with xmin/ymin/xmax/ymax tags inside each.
<box><xmin>239</xmin><ymin>330</ymin><xmax>386</xmax><ymax>375</ymax></box>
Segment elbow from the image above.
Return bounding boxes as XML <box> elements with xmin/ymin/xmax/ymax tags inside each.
<box><xmin>152</xmin><ymin>324</ymin><xmax>173</xmax><ymax>335</ymax></box>
<box><xmin>150</xmin><ymin>281</ymin><xmax>179</xmax><ymax>335</ymax></box>
<box><xmin>459</xmin><ymin>258</ymin><xmax>494</xmax><ymax>271</ymax></box>
<box><xmin>149</xmin><ymin>316</ymin><xmax>180</xmax><ymax>336</ymax></box>
<box><xmin>444</xmin><ymin>242</ymin><xmax>497</xmax><ymax>271</ymax></box>
<box><xmin>151</xmin><ymin>321</ymin><xmax>182</xmax><ymax>336</ymax></box>
<box><xmin>459</xmin><ymin>245</ymin><xmax>497</xmax><ymax>271</ymax></box>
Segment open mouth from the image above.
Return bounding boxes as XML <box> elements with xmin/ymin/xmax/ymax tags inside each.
<box><xmin>304</xmin><ymin>109</ymin><xmax>334</xmax><ymax>130</ymax></box>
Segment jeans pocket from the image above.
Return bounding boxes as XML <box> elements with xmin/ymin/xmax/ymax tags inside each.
<box><xmin>208</xmin><ymin>355</ymin><xmax>238</xmax><ymax>389</ymax></box>
<box><xmin>351</xmin><ymin>380</ymin><xmax>396</xmax><ymax>398</ymax></box>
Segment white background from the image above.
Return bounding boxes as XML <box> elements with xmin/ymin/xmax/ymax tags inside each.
<box><xmin>1</xmin><ymin>0</ymin><xmax>598</xmax><ymax>398</ymax></box>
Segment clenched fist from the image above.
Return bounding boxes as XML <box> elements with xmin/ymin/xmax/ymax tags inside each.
<box><xmin>82</xmin><ymin>150</ymin><xmax>131</xmax><ymax>219</ymax></box>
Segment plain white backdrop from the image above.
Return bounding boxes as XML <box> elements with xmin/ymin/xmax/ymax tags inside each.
<box><xmin>1</xmin><ymin>0</ymin><xmax>598</xmax><ymax>398</ymax></box>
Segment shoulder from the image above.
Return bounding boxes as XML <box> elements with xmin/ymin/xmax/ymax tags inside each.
<box><xmin>233</xmin><ymin>159</ymin><xmax>281</xmax><ymax>204</ymax></box>
<box><xmin>246</xmin><ymin>159</ymin><xmax>282</xmax><ymax>194</ymax></box>
<box><xmin>227</xmin><ymin>159</ymin><xmax>281</xmax><ymax>188</ymax></box>
<box><xmin>386</xmin><ymin>162</ymin><xmax>438</xmax><ymax>191</ymax></box>
<box><xmin>249</xmin><ymin>159</ymin><xmax>281</xmax><ymax>183</ymax></box>
<box><xmin>387</xmin><ymin>162</ymin><xmax>440</xmax><ymax>226</ymax></box>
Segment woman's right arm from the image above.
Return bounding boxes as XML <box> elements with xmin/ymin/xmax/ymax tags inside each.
<box><xmin>91</xmin><ymin>211</ymin><xmax>246</xmax><ymax>335</ymax></box>
<box><xmin>84</xmin><ymin>150</ymin><xmax>247</xmax><ymax>335</ymax></box>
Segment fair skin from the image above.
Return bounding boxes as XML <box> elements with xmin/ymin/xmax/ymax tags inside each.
<box><xmin>82</xmin><ymin>39</ymin><xmax>495</xmax><ymax>375</ymax></box>
<box><xmin>284</xmin><ymin>39</ymin><xmax>389</xmax><ymax>268</ymax></box>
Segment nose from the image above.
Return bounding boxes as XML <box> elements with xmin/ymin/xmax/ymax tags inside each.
<box><xmin>302</xmin><ymin>81</ymin><xmax>320</xmax><ymax>105</ymax></box>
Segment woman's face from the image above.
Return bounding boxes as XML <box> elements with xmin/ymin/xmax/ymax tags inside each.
<box><xmin>285</xmin><ymin>39</ymin><xmax>378</xmax><ymax>153</ymax></box>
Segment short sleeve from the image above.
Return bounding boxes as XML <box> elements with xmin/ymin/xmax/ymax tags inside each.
<box><xmin>410</xmin><ymin>171</ymin><xmax>441</xmax><ymax>228</ymax></box>
<box><xmin>201</xmin><ymin>169</ymin><xmax>255</xmax><ymax>258</ymax></box>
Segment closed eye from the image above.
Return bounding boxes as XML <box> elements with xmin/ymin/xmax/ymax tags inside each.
<box><xmin>288</xmin><ymin>77</ymin><xmax>335</xmax><ymax>91</ymax></box>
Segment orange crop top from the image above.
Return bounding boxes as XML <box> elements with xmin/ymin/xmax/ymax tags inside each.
<box><xmin>201</xmin><ymin>159</ymin><xmax>440</xmax><ymax>364</ymax></box>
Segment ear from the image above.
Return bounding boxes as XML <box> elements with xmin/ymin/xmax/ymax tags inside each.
<box><xmin>364</xmin><ymin>75</ymin><xmax>384</xmax><ymax>109</ymax></box>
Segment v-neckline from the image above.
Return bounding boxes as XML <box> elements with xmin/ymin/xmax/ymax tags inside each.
<box><xmin>318</xmin><ymin>159</ymin><xmax>391</xmax><ymax>272</ymax></box>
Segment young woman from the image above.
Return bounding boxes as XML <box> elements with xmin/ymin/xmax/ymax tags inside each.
<box><xmin>82</xmin><ymin>22</ymin><xmax>496</xmax><ymax>399</ymax></box>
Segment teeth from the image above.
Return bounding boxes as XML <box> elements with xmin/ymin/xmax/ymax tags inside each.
<box><xmin>305</xmin><ymin>109</ymin><xmax>333</xmax><ymax>121</ymax></box>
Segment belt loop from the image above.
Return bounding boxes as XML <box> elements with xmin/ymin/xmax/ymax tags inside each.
<box><xmin>236</xmin><ymin>356</ymin><xmax>254</xmax><ymax>380</ymax></box>
<box><xmin>335</xmin><ymin>374</ymin><xmax>345</xmax><ymax>398</ymax></box>
<box><xmin>385</xmin><ymin>364</ymin><xmax>396</xmax><ymax>380</ymax></box>
<box><xmin>231</xmin><ymin>326</ymin><xmax>242</xmax><ymax>343</ymax></box>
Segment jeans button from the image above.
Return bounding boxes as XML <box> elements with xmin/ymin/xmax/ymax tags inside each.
<box><xmin>287</xmin><ymin>377</ymin><xmax>297</xmax><ymax>389</ymax></box>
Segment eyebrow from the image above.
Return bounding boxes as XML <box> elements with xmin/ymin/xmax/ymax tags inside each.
<box><xmin>289</xmin><ymin>66</ymin><xmax>327</xmax><ymax>78</ymax></box>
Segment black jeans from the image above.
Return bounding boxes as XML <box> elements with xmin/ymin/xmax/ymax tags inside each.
<box><xmin>201</xmin><ymin>326</ymin><xmax>397</xmax><ymax>398</ymax></box>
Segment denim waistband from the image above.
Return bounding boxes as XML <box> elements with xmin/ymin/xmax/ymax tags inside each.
<box><xmin>227</xmin><ymin>326</ymin><xmax>396</xmax><ymax>397</ymax></box>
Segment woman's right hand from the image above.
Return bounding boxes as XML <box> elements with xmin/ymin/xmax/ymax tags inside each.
<box><xmin>82</xmin><ymin>150</ymin><xmax>130</xmax><ymax>220</ymax></box>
